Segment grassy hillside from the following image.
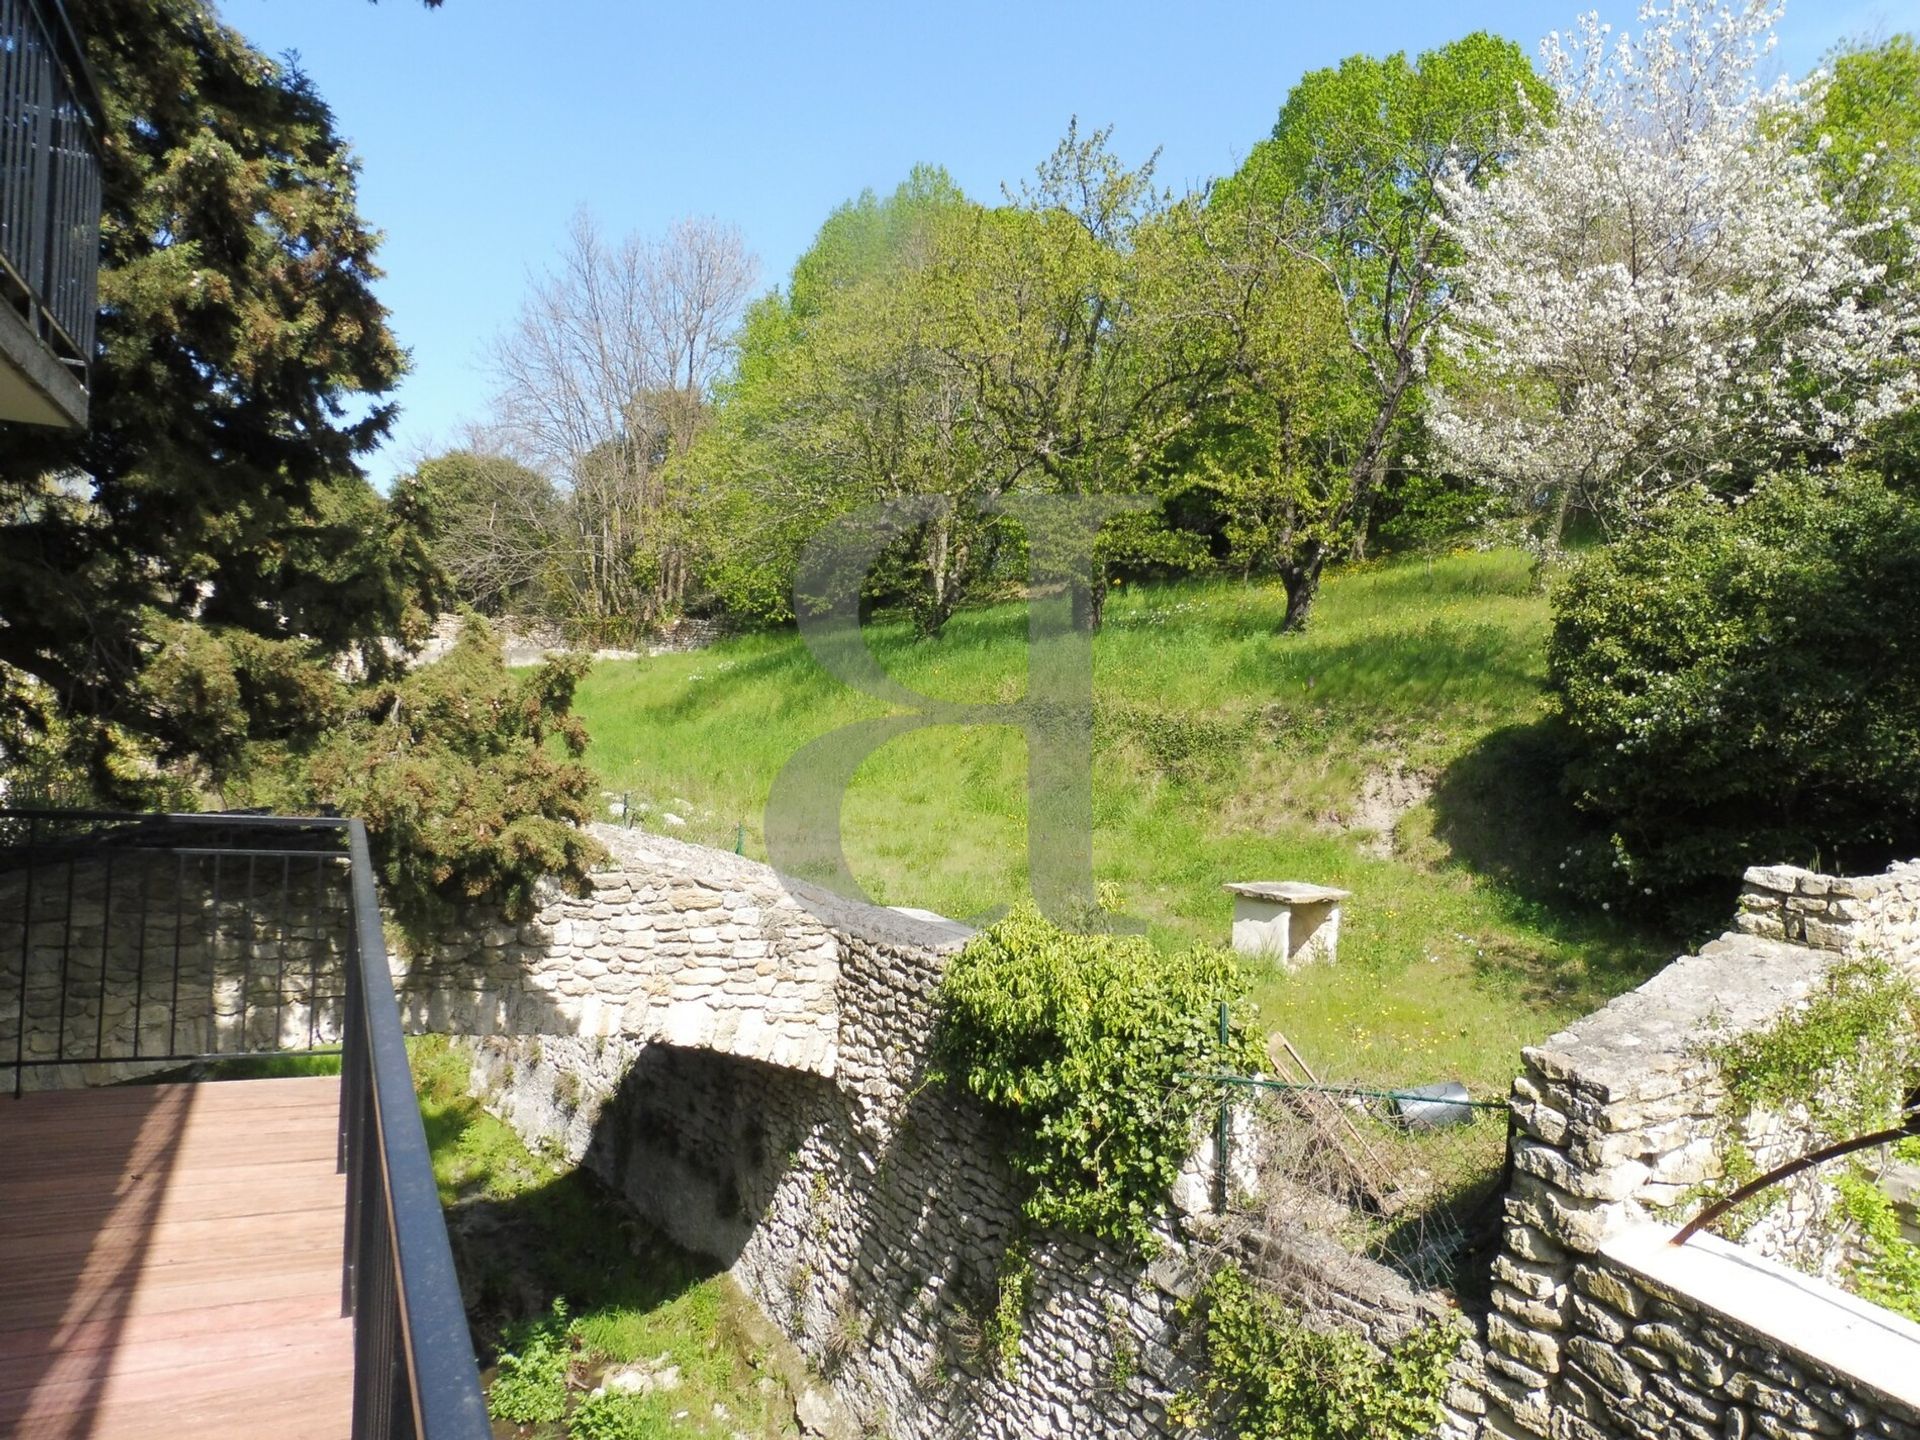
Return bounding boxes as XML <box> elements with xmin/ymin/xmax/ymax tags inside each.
<box><xmin>573</xmin><ymin>550</ymin><xmax>1671</xmax><ymax>1096</ymax></box>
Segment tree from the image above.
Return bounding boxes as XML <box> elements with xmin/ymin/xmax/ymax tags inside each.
<box><xmin>1549</xmin><ymin>468</ymin><xmax>1920</xmax><ymax>913</ymax></box>
<box><xmin>928</xmin><ymin>122</ymin><xmax>1205</xmax><ymax>630</ymax></box>
<box><xmin>1156</xmin><ymin>190</ymin><xmax>1372</xmax><ymax>627</ymax></box>
<box><xmin>1433</xmin><ymin>0</ymin><xmax>1920</xmax><ymax>550</ymax></box>
<box><xmin>1807</xmin><ymin>33</ymin><xmax>1920</xmax><ymax>484</ymax></box>
<box><xmin>686</xmin><ymin>168</ymin><xmax>1007</xmax><ymax>632</ymax></box>
<box><xmin>402</xmin><ymin>449</ymin><xmax>561</xmax><ymax>615</ymax></box>
<box><xmin>1225</xmin><ymin>32</ymin><xmax>1547</xmax><ymax>600</ymax></box>
<box><xmin>0</xmin><ymin>0</ymin><xmax>412</xmax><ymax>780</ymax></box>
<box><xmin>0</xmin><ymin>0</ymin><xmax>600</xmax><ymax>920</ymax></box>
<box><xmin>488</xmin><ymin>212</ymin><xmax>758</xmax><ymax>629</ymax></box>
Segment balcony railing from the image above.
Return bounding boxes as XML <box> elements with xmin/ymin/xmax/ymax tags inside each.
<box><xmin>0</xmin><ymin>809</ymin><xmax>491</xmax><ymax>1440</ymax></box>
<box><xmin>0</xmin><ymin>0</ymin><xmax>101</xmax><ymax>427</ymax></box>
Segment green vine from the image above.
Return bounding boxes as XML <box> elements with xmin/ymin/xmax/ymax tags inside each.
<box><xmin>1691</xmin><ymin>955</ymin><xmax>1920</xmax><ymax>1295</ymax></box>
<box><xmin>1835</xmin><ymin>1137</ymin><xmax>1920</xmax><ymax>1322</ymax></box>
<box><xmin>934</xmin><ymin>903</ymin><xmax>1262</xmax><ymax>1256</ymax></box>
<box><xmin>981</xmin><ymin>1241</ymin><xmax>1036</xmax><ymax>1376</ymax></box>
<box><xmin>1171</xmin><ymin>1263</ymin><xmax>1462</xmax><ymax>1440</ymax></box>
<box><xmin>1707</xmin><ymin>955</ymin><xmax>1919</xmax><ymax>1141</ymax></box>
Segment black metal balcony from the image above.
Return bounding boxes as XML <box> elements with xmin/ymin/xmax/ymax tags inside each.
<box><xmin>0</xmin><ymin>810</ymin><xmax>491</xmax><ymax>1440</ymax></box>
<box><xmin>0</xmin><ymin>0</ymin><xmax>101</xmax><ymax>430</ymax></box>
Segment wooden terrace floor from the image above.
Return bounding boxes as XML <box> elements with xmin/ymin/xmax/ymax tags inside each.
<box><xmin>0</xmin><ymin>1076</ymin><xmax>352</xmax><ymax>1439</ymax></box>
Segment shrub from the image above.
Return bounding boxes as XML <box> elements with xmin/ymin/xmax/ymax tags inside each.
<box><xmin>1174</xmin><ymin>1262</ymin><xmax>1463</xmax><ymax>1440</ymax></box>
<box><xmin>487</xmin><ymin>1298</ymin><xmax>573</xmax><ymax>1424</ymax></box>
<box><xmin>1548</xmin><ymin>469</ymin><xmax>1920</xmax><ymax>913</ymax></box>
<box><xmin>570</xmin><ymin>1388</ymin><xmax>675</xmax><ymax>1440</ymax></box>
<box><xmin>935</xmin><ymin>904</ymin><xmax>1262</xmax><ymax>1254</ymax></box>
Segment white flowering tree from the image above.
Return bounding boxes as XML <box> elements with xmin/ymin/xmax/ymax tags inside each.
<box><xmin>1432</xmin><ymin>0</ymin><xmax>1920</xmax><ymax>549</ymax></box>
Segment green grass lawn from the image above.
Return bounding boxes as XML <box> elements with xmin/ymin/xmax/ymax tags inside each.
<box><xmin>574</xmin><ymin>550</ymin><xmax>1673</xmax><ymax>1097</ymax></box>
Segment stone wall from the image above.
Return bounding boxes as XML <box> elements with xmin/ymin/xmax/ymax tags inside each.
<box><xmin>1554</xmin><ymin>1226</ymin><xmax>1920</xmax><ymax>1440</ymax></box>
<box><xmin>1738</xmin><ymin>860</ymin><xmax>1920</xmax><ymax>961</ymax></box>
<box><xmin>447</xmin><ymin>833</ymin><xmax>1472</xmax><ymax>1440</ymax></box>
<box><xmin>391</xmin><ymin>829</ymin><xmax>858</xmax><ymax>1078</ymax></box>
<box><xmin>16</xmin><ymin>820</ymin><xmax>1920</xmax><ymax>1438</ymax></box>
<box><xmin>1481</xmin><ymin>859</ymin><xmax>1920</xmax><ymax>1439</ymax></box>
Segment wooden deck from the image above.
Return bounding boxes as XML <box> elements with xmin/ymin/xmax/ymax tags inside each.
<box><xmin>0</xmin><ymin>1076</ymin><xmax>353</xmax><ymax>1439</ymax></box>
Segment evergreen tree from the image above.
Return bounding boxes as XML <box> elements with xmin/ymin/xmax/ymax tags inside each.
<box><xmin>0</xmin><ymin>0</ymin><xmax>600</xmax><ymax>922</ymax></box>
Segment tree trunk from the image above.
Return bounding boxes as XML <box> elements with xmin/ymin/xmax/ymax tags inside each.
<box><xmin>1070</xmin><ymin>575</ymin><xmax>1107</xmax><ymax>634</ymax></box>
<box><xmin>1277</xmin><ymin>541</ymin><xmax>1327</xmax><ymax>634</ymax></box>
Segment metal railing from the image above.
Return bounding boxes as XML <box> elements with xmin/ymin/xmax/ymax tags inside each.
<box><xmin>0</xmin><ymin>809</ymin><xmax>490</xmax><ymax>1440</ymax></box>
<box><xmin>0</xmin><ymin>0</ymin><xmax>102</xmax><ymax>370</ymax></box>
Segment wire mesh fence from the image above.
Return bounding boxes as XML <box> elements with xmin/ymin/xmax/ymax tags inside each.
<box><xmin>1207</xmin><ymin>1053</ymin><xmax>1513</xmax><ymax>1296</ymax></box>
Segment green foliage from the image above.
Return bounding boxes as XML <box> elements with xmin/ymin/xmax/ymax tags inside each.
<box><xmin>935</xmin><ymin>903</ymin><xmax>1262</xmax><ymax>1253</ymax></box>
<box><xmin>0</xmin><ymin>2</ymin><xmax>596</xmax><ymax>932</ymax></box>
<box><xmin>1694</xmin><ymin>957</ymin><xmax>1920</xmax><ymax>1248</ymax></box>
<box><xmin>982</xmin><ymin>1240</ymin><xmax>1036</xmax><ymax>1376</ymax></box>
<box><xmin>1808</xmin><ymin>34</ymin><xmax>1920</xmax><ymax>275</ymax></box>
<box><xmin>1175</xmin><ymin>1263</ymin><xmax>1462</xmax><ymax>1440</ymax></box>
<box><xmin>1835</xmin><ymin>1164</ymin><xmax>1920</xmax><ymax>1322</ymax></box>
<box><xmin>576</xmin><ymin>550</ymin><xmax>1664</xmax><ymax>1099</ymax></box>
<box><xmin>1549</xmin><ymin>470</ymin><xmax>1920</xmax><ymax>912</ymax></box>
<box><xmin>488</xmin><ymin>1298</ymin><xmax>574</xmax><ymax>1424</ymax></box>
<box><xmin>1211</xmin><ymin>31</ymin><xmax>1547</xmax><ymax>621</ymax></box>
<box><xmin>298</xmin><ymin>616</ymin><xmax>606</xmax><ymax>931</ymax></box>
<box><xmin>0</xmin><ymin>0</ymin><xmax>415</xmax><ymax>783</ymax></box>
<box><xmin>569</xmin><ymin>1389</ymin><xmax>676</xmax><ymax>1440</ymax></box>
<box><xmin>401</xmin><ymin>450</ymin><xmax>562</xmax><ymax>616</ymax></box>
<box><xmin>1708</xmin><ymin>955</ymin><xmax>1920</xmax><ymax>1143</ymax></box>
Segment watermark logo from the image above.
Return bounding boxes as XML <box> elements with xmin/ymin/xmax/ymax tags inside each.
<box><xmin>764</xmin><ymin>494</ymin><xmax>1146</xmax><ymax>931</ymax></box>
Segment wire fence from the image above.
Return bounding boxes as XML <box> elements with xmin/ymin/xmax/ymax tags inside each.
<box><xmin>1204</xmin><ymin>1017</ymin><xmax>1513</xmax><ymax>1295</ymax></box>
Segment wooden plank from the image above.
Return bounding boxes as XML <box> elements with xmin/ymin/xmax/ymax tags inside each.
<box><xmin>0</xmin><ymin>1320</ymin><xmax>353</xmax><ymax>1397</ymax></box>
<box><xmin>0</xmin><ymin>1079</ymin><xmax>354</xmax><ymax>1437</ymax></box>
<box><xmin>0</xmin><ymin>1256</ymin><xmax>346</xmax><ymax>1335</ymax></box>
<box><xmin>6</xmin><ymin>1361</ymin><xmax>351</xmax><ymax>1440</ymax></box>
<box><xmin>0</xmin><ymin>1075</ymin><xmax>339</xmax><ymax>1116</ymax></box>
<box><xmin>0</xmin><ymin>1172</ymin><xmax>342</xmax><ymax>1237</ymax></box>
<box><xmin>0</xmin><ymin>1202</ymin><xmax>343</xmax><ymax>1269</ymax></box>
<box><xmin>0</xmin><ymin>1295</ymin><xmax>344</xmax><ymax>1367</ymax></box>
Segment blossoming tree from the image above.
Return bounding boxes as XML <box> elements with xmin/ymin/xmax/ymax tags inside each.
<box><xmin>1432</xmin><ymin>0</ymin><xmax>1920</xmax><ymax>550</ymax></box>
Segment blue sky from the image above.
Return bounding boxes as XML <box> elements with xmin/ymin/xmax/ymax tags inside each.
<box><xmin>226</xmin><ymin>0</ymin><xmax>1919</xmax><ymax>487</ymax></box>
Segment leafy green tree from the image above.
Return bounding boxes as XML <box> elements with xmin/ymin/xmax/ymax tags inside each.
<box><xmin>403</xmin><ymin>450</ymin><xmax>562</xmax><ymax>616</ymax></box>
<box><xmin>1807</xmin><ymin>34</ymin><xmax>1920</xmax><ymax>485</ymax></box>
<box><xmin>0</xmin><ymin>0</ymin><xmax>413</xmax><ymax>761</ymax></box>
<box><xmin>1158</xmin><ymin>189</ymin><xmax>1373</xmax><ymax>627</ymax></box>
<box><xmin>687</xmin><ymin>168</ymin><xmax>1008</xmax><ymax>632</ymax></box>
<box><xmin>299</xmin><ymin>619</ymin><xmax>603</xmax><ymax>930</ymax></box>
<box><xmin>927</xmin><ymin>123</ymin><xmax>1211</xmax><ymax>629</ymax></box>
<box><xmin>1549</xmin><ymin>469</ymin><xmax>1920</xmax><ymax>913</ymax></box>
<box><xmin>1223</xmin><ymin>34</ymin><xmax>1547</xmax><ymax>599</ymax></box>
<box><xmin>0</xmin><ymin>0</ymin><xmax>599</xmax><ymax>919</ymax></box>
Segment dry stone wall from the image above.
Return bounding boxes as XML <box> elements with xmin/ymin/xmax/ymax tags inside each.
<box><xmin>16</xmin><ymin>820</ymin><xmax>1920</xmax><ymax>1438</ymax></box>
<box><xmin>1481</xmin><ymin>858</ymin><xmax>1920</xmax><ymax>1440</ymax></box>
<box><xmin>442</xmin><ymin>828</ymin><xmax>1472</xmax><ymax>1440</ymax></box>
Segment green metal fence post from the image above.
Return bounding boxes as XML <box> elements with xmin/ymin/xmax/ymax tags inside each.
<box><xmin>1215</xmin><ymin>1001</ymin><xmax>1231</xmax><ymax>1213</ymax></box>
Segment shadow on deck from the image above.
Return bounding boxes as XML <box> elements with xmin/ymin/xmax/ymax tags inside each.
<box><xmin>0</xmin><ymin>1076</ymin><xmax>352</xmax><ymax>1438</ymax></box>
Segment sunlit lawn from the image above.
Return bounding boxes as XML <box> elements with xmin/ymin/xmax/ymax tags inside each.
<box><xmin>573</xmin><ymin>550</ymin><xmax>1672</xmax><ymax>1096</ymax></box>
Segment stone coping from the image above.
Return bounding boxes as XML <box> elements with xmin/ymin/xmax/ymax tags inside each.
<box><xmin>1222</xmin><ymin>881</ymin><xmax>1351</xmax><ymax>904</ymax></box>
<box><xmin>1603</xmin><ymin>1222</ymin><xmax>1920</xmax><ymax>1414</ymax></box>
<box><xmin>1525</xmin><ymin>933</ymin><xmax>1826</xmax><ymax>1101</ymax></box>
<box><xmin>586</xmin><ymin>824</ymin><xmax>974</xmax><ymax>953</ymax></box>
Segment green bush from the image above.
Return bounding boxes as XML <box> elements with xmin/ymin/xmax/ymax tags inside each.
<box><xmin>487</xmin><ymin>1298</ymin><xmax>574</xmax><ymax>1424</ymax></box>
<box><xmin>935</xmin><ymin>904</ymin><xmax>1262</xmax><ymax>1254</ymax></box>
<box><xmin>569</xmin><ymin>1388</ymin><xmax>675</xmax><ymax>1440</ymax></box>
<box><xmin>1548</xmin><ymin>469</ymin><xmax>1920</xmax><ymax>912</ymax></box>
<box><xmin>1174</xmin><ymin>1263</ymin><xmax>1463</xmax><ymax>1440</ymax></box>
